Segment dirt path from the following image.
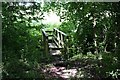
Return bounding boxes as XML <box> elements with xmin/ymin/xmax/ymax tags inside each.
<box><xmin>38</xmin><ymin>50</ymin><xmax>102</xmax><ymax>79</ymax></box>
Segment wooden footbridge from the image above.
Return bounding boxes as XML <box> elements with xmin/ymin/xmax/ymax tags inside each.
<box><xmin>42</xmin><ymin>28</ymin><xmax>68</xmax><ymax>55</ymax></box>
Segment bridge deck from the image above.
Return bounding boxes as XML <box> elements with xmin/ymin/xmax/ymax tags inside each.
<box><xmin>49</xmin><ymin>50</ymin><xmax>61</xmax><ymax>56</ymax></box>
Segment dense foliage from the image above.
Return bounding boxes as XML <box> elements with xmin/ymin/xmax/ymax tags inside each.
<box><xmin>2</xmin><ymin>2</ymin><xmax>120</xmax><ymax>79</ymax></box>
<box><xmin>2</xmin><ymin>2</ymin><xmax>45</xmax><ymax>78</ymax></box>
<box><xmin>59</xmin><ymin>2</ymin><xmax>120</xmax><ymax>54</ymax></box>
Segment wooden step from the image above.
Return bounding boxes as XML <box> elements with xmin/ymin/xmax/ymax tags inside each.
<box><xmin>49</xmin><ymin>50</ymin><xmax>61</xmax><ymax>55</ymax></box>
<box><xmin>48</xmin><ymin>43</ymin><xmax>63</xmax><ymax>50</ymax></box>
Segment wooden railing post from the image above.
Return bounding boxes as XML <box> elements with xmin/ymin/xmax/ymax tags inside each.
<box><xmin>45</xmin><ymin>35</ymin><xmax>48</xmax><ymax>55</ymax></box>
<box><xmin>42</xmin><ymin>29</ymin><xmax>49</xmax><ymax>54</ymax></box>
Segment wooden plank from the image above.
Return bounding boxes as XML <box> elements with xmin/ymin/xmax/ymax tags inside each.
<box><xmin>54</xmin><ymin>28</ymin><xmax>67</xmax><ymax>36</ymax></box>
<box><xmin>41</xmin><ymin>29</ymin><xmax>49</xmax><ymax>54</ymax></box>
<box><xmin>41</xmin><ymin>29</ymin><xmax>48</xmax><ymax>37</ymax></box>
<box><xmin>52</xmin><ymin>29</ymin><xmax>68</xmax><ymax>48</ymax></box>
<box><xmin>49</xmin><ymin>50</ymin><xmax>61</xmax><ymax>55</ymax></box>
<box><xmin>48</xmin><ymin>43</ymin><xmax>58</xmax><ymax>48</ymax></box>
<box><xmin>52</xmin><ymin>34</ymin><xmax>60</xmax><ymax>47</ymax></box>
<box><xmin>53</xmin><ymin>38</ymin><xmax>59</xmax><ymax>46</ymax></box>
<box><xmin>48</xmin><ymin>43</ymin><xmax>63</xmax><ymax>50</ymax></box>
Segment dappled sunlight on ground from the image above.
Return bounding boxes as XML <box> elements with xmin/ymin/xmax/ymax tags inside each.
<box><xmin>38</xmin><ymin>58</ymin><xmax>102</xmax><ymax>79</ymax></box>
<box><xmin>36</xmin><ymin>53</ymin><xmax>119</xmax><ymax>79</ymax></box>
<box><xmin>44</xmin><ymin>65</ymin><xmax>77</xmax><ymax>79</ymax></box>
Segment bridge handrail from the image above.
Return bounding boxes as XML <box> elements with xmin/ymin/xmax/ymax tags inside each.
<box><xmin>42</xmin><ymin>29</ymin><xmax>48</xmax><ymax>38</ymax></box>
<box><xmin>54</xmin><ymin>28</ymin><xmax>67</xmax><ymax>37</ymax></box>
<box><xmin>42</xmin><ymin>28</ymin><xmax>69</xmax><ymax>54</ymax></box>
